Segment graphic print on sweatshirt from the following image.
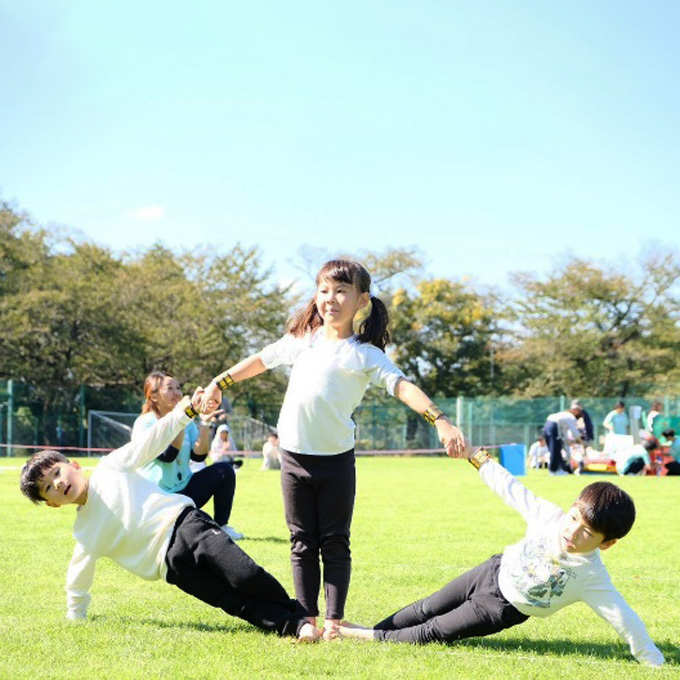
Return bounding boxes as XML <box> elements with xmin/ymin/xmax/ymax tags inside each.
<box><xmin>507</xmin><ymin>537</ymin><xmax>576</xmax><ymax>608</ymax></box>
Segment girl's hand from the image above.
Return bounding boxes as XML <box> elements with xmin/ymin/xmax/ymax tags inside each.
<box><xmin>190</xmin><ymin>387</ymin><xmax>205</xmax><ymax>411</ymax></box>
<box><xmin>436</xmin><ymin>420</ymin><xmax>467</xmax><ymax>458</ymax></box>
<box><xmin>201</xmin><ymin>381</ymin><xmax>222</xmax><ymax>412</ymax></box>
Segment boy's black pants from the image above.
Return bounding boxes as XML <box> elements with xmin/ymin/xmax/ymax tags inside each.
<box><xmin>181</xmin><ymin>462</ymin><xmax>236</xmax><ymax>526</ymax></box>
<box><xmin>165</xmin><ymin>507</ymin><xmax>305</xmax><ymax>637</ymax></box>
<box><xmin>374</xmin><ymin>554</ymin><xmax>528</xmax><ymax>643</ymax></box>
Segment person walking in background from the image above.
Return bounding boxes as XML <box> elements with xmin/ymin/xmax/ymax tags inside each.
<box><xmin>132</xmin><ymin>371</ymin><xmax>243</xmax><ymax>540</ymax></box>
<box><xmin>200</xmin><ymin>259</ymin><xmax>466</xmax><ymax>638</ymax></box>
<box><xmin>542</xmin><ymin>405</ymin><xmax>583</xmax><ymax>475</ymax></box>
<box><xmin>603</xmin><ymin>401</ymin><xmax>629</xmax><ymax>435</ymax></box>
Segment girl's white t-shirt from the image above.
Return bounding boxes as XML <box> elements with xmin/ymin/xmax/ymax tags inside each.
<box><xmin>260</xmin><ymin>330</ymin><xmax>405</xmax><ymax>455</ymax></box>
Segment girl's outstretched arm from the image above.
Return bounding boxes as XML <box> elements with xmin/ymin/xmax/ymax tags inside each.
<box><xmin>394</xmin><ymin>379</ymin><xmax>467</xmax><ymax>458</ymax></box>
<box><xmin>201</xmin><ymin>354</ymin><xmax>269</xmax><ymax>410</ymax></box>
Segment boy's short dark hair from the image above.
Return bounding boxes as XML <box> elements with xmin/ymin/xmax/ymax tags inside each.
<box><xmin>20</xmin><ymin>450</ymin><xmax>70</xmax><ymax>504</ymax></box>
<box><xmin>662</xmin><ymin>428</ymin><xmax>675</xmax><ymax>440</ymax></box>
<box><xmin>575</xmin><ymin>481</ymin><xmax>635</xmax><ymax>542</ymax></box>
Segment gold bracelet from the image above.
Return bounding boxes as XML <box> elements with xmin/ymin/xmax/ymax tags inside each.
<box><xmin>217</xmin><ymin>373</ymin><xmax>235</xmax><ymax>390</ymax></box>
<box><xmin>184</xmin><ymin>404</ymin><xmax>198</xmax><ymax>419</ymax></box>
<box><xmin>422</xmin><ymin>405</ymin><xmax>445</xmax><ymax>426</ymax></box>
<box><xmin>468</xmin><ymin>448</ymin><xmax>492</xmax><ymax>470</ymax></box>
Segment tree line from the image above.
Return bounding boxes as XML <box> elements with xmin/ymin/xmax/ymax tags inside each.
<box><xmin>2</xmin><ymin>198</ymin><xmax>680</xmax><ymax>433</ymax></box>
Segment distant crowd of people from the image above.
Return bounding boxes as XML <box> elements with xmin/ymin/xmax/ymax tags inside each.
<box><xmin>530</xmin><ymin>398</ymin><xmax>678</xmax><ymax>477</ymax></box>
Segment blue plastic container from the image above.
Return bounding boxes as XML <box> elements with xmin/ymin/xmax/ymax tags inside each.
<box><xmin>499</xmin><ymin>444</ymin><xmax>527</xmax><ymax>476</ymax></box>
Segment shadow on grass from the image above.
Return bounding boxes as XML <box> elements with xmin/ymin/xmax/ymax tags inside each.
<box><xmin>455</xmin><ymin>636</ymin><xmax>678</xmax><ymax>665</ymax></box>
<box><xmin>92</xmin><ymin>614</ymin><xmax>251</xmax><ymax>634</ymax></box>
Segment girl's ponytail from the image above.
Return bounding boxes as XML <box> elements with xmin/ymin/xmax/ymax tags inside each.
<box><xmin>287</xmin><ymin>297</ymin><xmax>323</xmax><ymax>337</ymax></box>
<box><xmin>358</xmin><ymin>295</ymin><xmax>390</xmax><ymax>351</ymax></box>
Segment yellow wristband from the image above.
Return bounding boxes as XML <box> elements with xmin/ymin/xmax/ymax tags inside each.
<box><xmin>184</xmin><ymin>404</ymin><xmax>198</xmax><ymax>419</ymax></box>
<box><xmin>422</xmin><ymin>405</ymin><xmax>444</xmax><ymax>426</ymax></box>
<box><xmin>217</xmin><ymin>373</ymin><xmax>235</xmax><ymax>390</ymax></box>
<box><xmin>468</xmin><ymin>448</ymin><xmax>492</xmax><ymax>470</ymax></box>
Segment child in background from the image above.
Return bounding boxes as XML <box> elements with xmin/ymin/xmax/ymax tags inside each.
<box><xmin>210</xmin><ymin>424</ymin><xmax>243</xmax><ymax>469</ymax></box>
<box><xmin>201</xmin><ymin>259</ymin><xmax>466</xmax><ymax>637</ymax></box>
<box><xmin>262</xmin><ymin>432</ymin><xmax>282</xmax><ymax>470</ymax></box>
<box><xmin>527</xmin><ymin>436</ymin><xmax>549</xmax><ymax>469</ymax></box>
<box><xmin>336</xmin><ymin>448</ymin><xmax>664</xmax><ymax>667</ymax></box>
<box><xmin>19</xmin><ymin>392</ymin><xmax>319</xmax><ymax>642</ymax></box>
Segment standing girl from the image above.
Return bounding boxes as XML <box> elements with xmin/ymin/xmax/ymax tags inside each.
<box><xmin>132</xmin><ymin>371</ymin><xmax>244</xmax><ymax>540</ymax></box>
<box><xmin>202</xmin><ymin>260</ymin><xmax>466</xmax><ymax>635</ymax></box>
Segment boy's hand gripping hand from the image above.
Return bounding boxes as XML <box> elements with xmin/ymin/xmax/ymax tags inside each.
<box><xmin>177</xmin><ymin>388</ymin><xmax>219</xmax><ymax>418</ymax></box>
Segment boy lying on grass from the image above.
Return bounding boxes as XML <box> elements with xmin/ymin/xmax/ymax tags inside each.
<box><xmin>335</xmin><ymin>448</ymin><xmax>664</xmax><ymax>667</ymax></box>
<box><xmin>20</xmin><ymin>390</ymin><xmax>319</xmax><ymax>642</ymax></box>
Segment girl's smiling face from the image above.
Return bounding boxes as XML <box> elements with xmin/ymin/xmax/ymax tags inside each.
<box><xmin>315</xmin><ymin>276</ymin><xmax>369</xmax><ymax>337</ymax></box>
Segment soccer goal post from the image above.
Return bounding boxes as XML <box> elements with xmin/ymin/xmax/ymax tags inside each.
<box><xmin>87</xmin><ymin>410</ymin><xmax>137</xmax><ymax>455</ymax></box>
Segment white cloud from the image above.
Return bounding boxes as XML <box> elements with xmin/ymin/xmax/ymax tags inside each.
<box><xmin>130</xmin><ymin>204</ymin><xmax>166</xmax><ymax>220</ymax></box>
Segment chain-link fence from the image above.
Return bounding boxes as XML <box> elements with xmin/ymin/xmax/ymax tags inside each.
<box><xmin>2</xmin><ymin>379</ymin><xmax>679</xmax><ymax>456</ymax></box>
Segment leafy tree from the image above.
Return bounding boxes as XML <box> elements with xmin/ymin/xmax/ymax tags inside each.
<box><xmin>0</xmin><ymin>200</ymin><xmax>49</xmax><ymax>295</ymax></box>
<box><xmin>389</xmin><ymin>278</ymin><xmax>498</xmax><ymax>398</ymax></box>
<box><xmin>501</xmin><ymin>253</ymin><xmax>680</xmax><ymax>397</ymax></box>
<box><xmin>0</xmin><ymin>241</ymin><xmax>142</xmax><ymax>403</ymax></box>
<box><xmin>289</xmin><ymin>245</ymin><xmax>425</xmax><ymax>293</ymax></box>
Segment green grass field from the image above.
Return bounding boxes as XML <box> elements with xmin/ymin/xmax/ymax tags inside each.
<box><xmin>1</xmin><ymin>456</ymin><xmax>677</xmax><ymax>679</ymax></box>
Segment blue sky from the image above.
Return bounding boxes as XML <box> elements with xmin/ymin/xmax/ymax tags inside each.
<box><xmin>2</xmin><ymin>1</ymin><xmax>679</xmax><ymax>291</ymax></box>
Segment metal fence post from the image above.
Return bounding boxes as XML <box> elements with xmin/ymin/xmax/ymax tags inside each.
<box><xmin>7</xmin><ymin>380</ymin><xmax>13</xmax><ymax>457</ymax></box>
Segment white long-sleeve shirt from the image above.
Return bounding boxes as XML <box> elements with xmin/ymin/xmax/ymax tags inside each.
<box><xmin>479</xmin><ymin>460</ymin><xmax>664</xmax><ymax>667</ymax></box>
<box><xmin>260</xmin><ymin>330</ymin><xmax>405</xmax><ymax>455</ymax></box>
<box><xmin>65</xmin><ymin>406</ymin><xmax>195</xmax><ymax>620</ymax></box>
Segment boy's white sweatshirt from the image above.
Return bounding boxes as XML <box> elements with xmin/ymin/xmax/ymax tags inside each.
<box><xmin>65</xmin><ymin>405</ymin><xmax>194</xmax><ymax>619</ymax></box>
<box><xmin>479</xmin><ymin>460</ymin><xmax>664</xmax><ymax>667</ymax></box>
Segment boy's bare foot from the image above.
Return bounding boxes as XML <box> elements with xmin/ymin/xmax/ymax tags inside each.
<box><xmin>297</xmin><ymin>622</ymin><xmax>322</xmax><ymax>643</ymax></box>
<box><xmin>337</xmin><ymin>624</ymin><xmax>374</xmax><ymax>640</ymax></box>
